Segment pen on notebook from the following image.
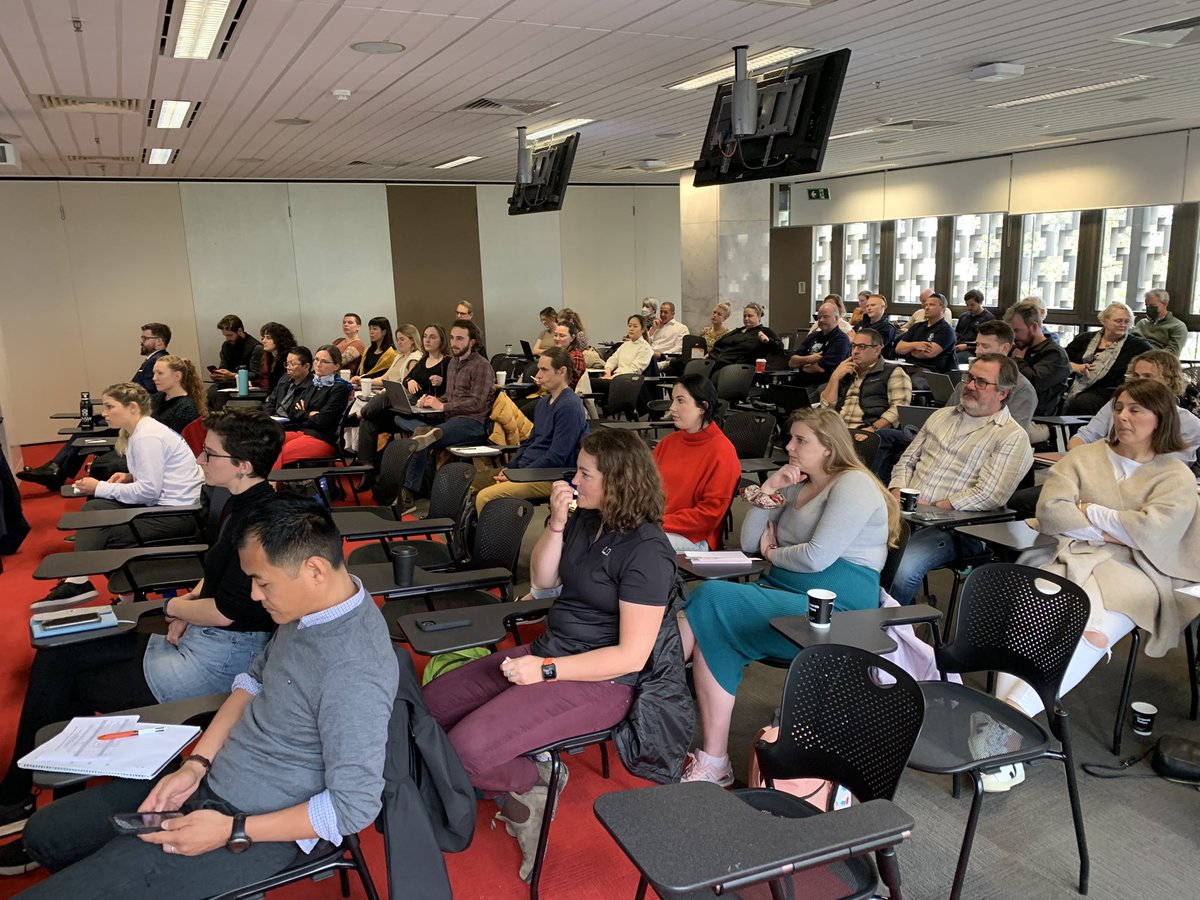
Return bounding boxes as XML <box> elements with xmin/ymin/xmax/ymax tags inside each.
<box><xmin>97</xmin><ymin>727</ymin><xmax>166</xmax><ymax>741</ymax></box>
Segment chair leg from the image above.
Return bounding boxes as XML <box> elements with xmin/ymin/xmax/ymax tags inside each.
<box><xmin>635</xmin><ymin>875</ymin><xmax>649</xmax><ymax>900</ymax></box>
<box><xmin>600</xmin><ymin>740</ymin><xmax>610</xmax><ymax>779</ymax></box>
<box><xmin>1185</xmin><ymin>620</ymin><xmax>1198</xmax><ymax>721</ymax></box>
<box><xmin>1112</xmin><ymin>629</ymin><xmax>1141</xmax><ymax>755</ymax></box>
<box><xmin>1056</xmin><ymin>716</ymin><xmax>1090</xmax><ymax>895</ymax></box>
<box><xmin>338</xmin><ymin>867</ymin><xmax>351</xmax><ymax>898</ymax></box>
<box><xmin>948</xmin><ymin>771</ymin><xmax>985</xmax><ymax>900</ymax></box>
<box><xmin>528</xmin><ymin>750</ymin><xmax>561</xmax><ymax>900</ymax></box>
<box><xmin>877</xmin><ymin>846</ymin><xmax>903</xmax><ymax>900</ymax></box>
<box><xmin>347</xmin><ymin>836</ymin><xmax>382</xmax><ymax>900</ymax></box>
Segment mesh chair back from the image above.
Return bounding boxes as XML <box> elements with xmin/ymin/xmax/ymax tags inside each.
<box><xmin>853</xmin><ymin>431</ymin><xmax>880</xmax><ymax>468</ymax></box>
<box><xmin>682</xmin><ymin>358</ymin><xmax>715</xmax><ymax>379</ymax></box>
<box><xmin>714</xmin><ymin>364</ymin><xmax>755</xmax><ymax>402</ymax></box>
<box><xmin>879</xmin><ymin>518</ymin><xmax>909</xmax><ymax>596</ymax></box>
<box><xmin>756</xmin><ymin>645</ymin><xmax>924</xmax><ymax>802</ymax></box>
<box><xmin>605</xmin><ymin>374</ymin><xmax>644</xmax><ymax>419</ymax></box>
<box><xmin>373</xmin><ymin>438</ymin><xmax>417</xmax><ymax>507</ymax></box>
<box><xmin>681</xmin><ymin>334</ymin><xmax>708</xmax><ymax>361</ymax></box>
<box><xmin>940</xmin><ymin>563</ymin><xmax>1089</xmax><ymax>727</ymax></box>
<box><xmin>427</xmin><ymin>461</ymin><xmax>476</xmax><ymax>562</ymax></box>
<box><xmin>721</xmin><ymin>410</ymin><xmax>776</xmax><ymax>459</ymax></box>
<box><xmin>470</xmin><ymin>498</ymin><xmax>535</xmax><ymax>573</ymax></box>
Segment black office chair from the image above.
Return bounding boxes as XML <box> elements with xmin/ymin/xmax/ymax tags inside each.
<box><xmin>207</xmin><ymin>833</ymin><xmax>378</xmax><ymax>900</ymax></box>
<box><xmin>714</xmin><ymin>364</ymin><xmax>755</xmax><ymax>403</ymax></box>
<box><xmin>682</xmin><ymin>357</ymin><xmax>714</xmax><ymax>379</ymax></box>
<box><xmin>603</xmin><ymin>374</ymin><xmax>645</xmax><ymax>420</ymax></box>
<box><xmin>880</xmin><ymin>518</ymin><xmax>911</xmax><ymax>596</ymax></box>
<box><xmin>721</xmin><ymin>410</ymin><xmax>776</xmax><ymax>459</ymax></box>
<box><xmin>906</xmin><ymin>563</ymin><xmax>1090</xmax><ymax>900</ymax></box>
<box><xmin>680</xmin><ymin>334</ymin><xmax>708</xmax><ymax>362</ymax></box>
<box><xmin>853</xmin><ymin>431</ymin><xmax>881</xmax><ymax>468</ymax></box>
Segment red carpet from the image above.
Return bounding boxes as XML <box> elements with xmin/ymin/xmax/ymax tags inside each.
<box><xmin>0</xmin><ymin>443</ymin><xmax>659</xmax><ymax>898</ymax></box>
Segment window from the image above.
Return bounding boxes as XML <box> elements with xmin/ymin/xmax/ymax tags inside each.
<box><xmin>951</xmin><ymin>213</ymin><xmax>1004</xmax><ymax>304</ymax></box>
<box><xmin>812</xmin><ymin>225</ymin><xmax>833</xmax><ymax>301</ymax></box>
<box><xmin>843</xmin><ymin>221</ymin><xmax>881</xmax><ymax>302</ymax></box>
<box><xmin>1019</xmin><ymin>212</ymin><xmax>1082</xmax><ymax>310</ymax></box>
<box><xmin>774</xmin><ymin>184</ymin><xmax>791</xmax><ymax>227</ymax></box>
<box><xmin>1098</xmin><ymin>205</ymin><xmax>1172</xmax><ymax>310</ymax></box>
<box><xmin>894</xmin><ymin>217</ymin><xmax>938</xmax><ymax>306</ymax></box>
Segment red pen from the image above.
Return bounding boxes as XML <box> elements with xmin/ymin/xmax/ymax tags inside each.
<box><xmin>97</xmin><ymin>727</ymin><xmax>166</xmax><ymax>741</ymax></box>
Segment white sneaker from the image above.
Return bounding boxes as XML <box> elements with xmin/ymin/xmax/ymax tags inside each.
<box><xmin>980</xmin><ymin>763</ymin><xmax>1025</xmax><ymax>793</ymax></box>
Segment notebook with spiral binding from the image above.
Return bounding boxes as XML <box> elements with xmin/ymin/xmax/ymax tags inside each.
<box><xmin>19</xmin><ymin>716</ymin><xmax>200</xmax><ymax>780</ymax></box>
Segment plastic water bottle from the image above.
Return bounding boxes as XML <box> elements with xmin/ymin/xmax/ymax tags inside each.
<box><xmin>236</xmin><ymin>365</ymin><xmax>249</xmax><ymax>397</ymax></box>
<box><xmin>79</xmin><ymin>391</ymin><xmax>93</xmax><ymax>430</ymax></box>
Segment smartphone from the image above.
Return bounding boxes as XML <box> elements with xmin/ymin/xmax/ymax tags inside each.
<box><xmin>207</xmin><ymin>365</ymin><xmax>218</xmax><ymax>373</ymax></box>
<box><xmin>110</xmin><ymin>812</ymin><xmax>184</xmax><ymax>835</ymax></box>
<box><xmin>417</xmin><ymin>618</ymin><xmax>471</xmax><ymax>632</ymax></box>
<box><xmin>40</xmin><ymin>611</ymin><xmax>103</xmax><ymax>631</ymax></box>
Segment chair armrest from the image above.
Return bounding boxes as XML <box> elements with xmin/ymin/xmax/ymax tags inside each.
<box><xmin>877</xmin><ymin>603</ymin><xmax>943</xmax><ymax>629</ymax></box>
<box><xmin>269</xmin><ymin>465</ymin><xmax>372</xmax><ymax>483</ymax></box>
<box><xmin>353</xmin><ymin>561</ymin><xmax>511</xmax><ymax>600</ymax></box>
<box><xmin>34</xmin><ymin>544</ymin><xmax>209</xmax><ymax>580</ymax></box>
<box><xmin>58</xmin><ymin>503</ymin><xmax>204</xmax><ymax>531</ymax></box>
<box><xmin>334</xmin><ymin>509</ymin><xmax>455</xmax><ymax>540</ymax></box>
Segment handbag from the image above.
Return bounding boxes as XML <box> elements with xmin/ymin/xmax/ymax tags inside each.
<box><xmin>1082</xmin><ymin>734</ymin><xmax>1200</xmax><ymax>787</ymax></box>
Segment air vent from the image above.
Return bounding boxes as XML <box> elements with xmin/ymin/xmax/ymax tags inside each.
<box><xmin>66</xmin><ymin>155</ymin><xmax>137</xmax><ymax>163</ymax></box>
<box><xmin>36</xmin><ymin>95</ymin><xmax>141</xmax><ymax>114</ymax></box>
<box><xmin>454</xmin><ymin>97</ymin><xmax>560</xmax><ymax>116</ymax></box>
<box><xmin>1115</xmin><ymin>16</ymin><xmax>1200</xmax><ymax>48</ymax></box>
<box><xmin>1043</xmin><ymin>117</ymin><xmax>1172</xmax><ymax>138</ymax></box>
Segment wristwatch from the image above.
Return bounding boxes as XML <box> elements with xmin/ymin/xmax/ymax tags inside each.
<box><xmin>226</xmin><ymin>813</ymin><xmax>252</xmax><ymax>854</ymax></box>
<box><xmin>541</xmin><ymin>658</ymin><xmax>558</xmax><ymax>681</ymax></box>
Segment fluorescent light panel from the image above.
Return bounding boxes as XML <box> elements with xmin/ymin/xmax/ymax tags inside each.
<box><xmin>156</xmin><ymin>100</ymin><xmax>192</xmax><ymax>129</ymax></box>
<box><xmin>669</xmin><ymin>47</ymin><xmax>812</xmax><ymax>91</ymax></box>
<box><xmin>987</xmin><ymin>75</ymin><xmax>1150</xmax><ymax>108</ymax></box>
<box><xmin>525</xmin><ymin>118</ymin><xmax>593</xmax><ymax>141</ymax></box>
<box><xmin>829</xmin><ymin>128</ymin><xmax>875</xmax><ymax>140</ymax></box>
<box><xmin>433</xmin><ymin>155</ymin><xmax>483</xmax><ymax>170</ymax></box>
<box><xmin>148</xmin><ymin>148</ymin><xmax>173</xmax><ymax>165</ymax></box>
<box><xmin>174</xmin><ymin>0</ymin><xmax>232</xmax><ymax>60</ymax></box>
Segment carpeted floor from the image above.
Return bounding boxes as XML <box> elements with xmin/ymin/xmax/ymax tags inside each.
<box><xmin>2</xmin><ymin>443</ymin><xmax>1199</xmax><ymax>899</ymax></box>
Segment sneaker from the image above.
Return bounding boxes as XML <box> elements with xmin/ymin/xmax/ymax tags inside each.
<box><xmin>409</xmin><ymin>427</ymin><xmax>444</xmax><ymax>452</ymax></box>
<box><xmin>398</xmin><ymin>489</ymin><xmax>417</xmax><ymax>517</ymax></box>
<box><xmin>0</xmin><ymin>838</ymin><xmax>39</xmax><ymax>877</ymax></box>
<box><xmin>680</xmin><ymin>750</ymin><xmax>734</xmax><ymax>787</ymax></box>
<box><xmin>31</xmin><ymin>580</ymin><xmax>98</xmax><ymax>611</ymax></box>
<box><xmin>980</xmin><ymin>763</ymin><xmax>1025</xmax><ymax>793</ymax></box>
<box><xmin>968</xmin><ymin>712</ymin><xmax>1022</xmax><ymax>761</ymax></box>
<box><xmin>0</xmin><ymin>797</ymin><xmax>34</xmax><ymax>839</ymax></box>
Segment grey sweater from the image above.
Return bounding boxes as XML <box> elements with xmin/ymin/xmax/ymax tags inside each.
<box><xmin>208</xmin><ymin>582</ymin><xmax>398</xmax><ymax>838</ymax></box>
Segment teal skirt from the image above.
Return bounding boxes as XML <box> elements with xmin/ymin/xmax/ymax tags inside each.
<box><xmin>685</xmin><ymin>558</ymin><xmax>880</xmax><ymax>695</ymax></box>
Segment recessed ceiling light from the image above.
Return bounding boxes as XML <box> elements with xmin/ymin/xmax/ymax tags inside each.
<box><xmin>525</xmin><ymin>118</ymin><xmax>593</xmax><ymax>141</ymax></box>
<box><xmin>655</xmin><ymin>131</ymin><xmax>686</xmax><ymax>139</ymax></box>
<box><xmin>668</xmin><ymin>47</ymin><xmax>812</xmax><ymax>91</ymax></box>
<box><xmin>986</xmin><ymin>75</ymin><xmax>1150</xmax><ymax>108</ymax></box>
<box><xmin>147</xmin><ymin>148</ymin><xmax>173</xmax><ymax>165</ymax></box>
<box><xmin>156</xmin><ymin>100</ymin><xmax>192</xmax><ymax>129</ymax></box>
<box><xmin>173</xmin><ymin>0</ymin><xmax>232</xmax><ymax>60</ymax></box>
<box><xmin>350</xmin><ymin>40</ymin><xmax>406</xmax><ymax>54</ymax></box>
<box><xmin>829</xmin><ymin>128</ymin><xmax>876</xmax><ymax>140</ymax></box>
<box><xmin>274</xmin><ymin>117</ymin><xmax>311</xmax><ymax>126</ymax></box>
<box><xmin>235</xmin><ymin>157</ymin><xmax>267</xmax><ymax>163</ymax></box>
<box><xmin>433</xmin><ymin>155</ymin><xmax>483</xmax><ymax>170</ymax></box>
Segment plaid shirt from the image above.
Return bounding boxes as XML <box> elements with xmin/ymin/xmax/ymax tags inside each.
<box><xmin>889</xmin><ymin>405</ymin><xmax>1032</xmax><ymax>510</ymax></box>
<box><xmin>824</xmin><ymin>361</ymin><xmax>912</xmax><ymax>429</ymax></box>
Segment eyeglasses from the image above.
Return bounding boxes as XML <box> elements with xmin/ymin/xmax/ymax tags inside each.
<box><xmin>198</xmin><ymin>447</ymin><xmax>237</xmax><ymax>461</ymax></box>
<box><xmin>314</xmin><ymin>357</ymin><xmax>336</xmax><ymax>366</ymax></box>
<box><xmin>962</xmin><ymin>372</ymin><xmax>997</xmax><ymax>389</ymax></box>
<box><xmin>850</xmin><ymin>343</ymin><xmax>877</xmax><ymax>351</ymax></box>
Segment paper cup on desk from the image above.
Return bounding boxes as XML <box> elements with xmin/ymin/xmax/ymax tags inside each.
<box><xmin>496</xmin><ymin>370</ymin><xmax>508</xmax><ymax>386</ymax></box>
<box><xmin>755</xmin><ymin>358</ymin><xmax>766</xmax><ymax>374</ymax></box>
<box><xmin>807</xmin><ymin>590</ymin><xmax>835</xmax><ymax>629</ymax></box>
<box><xmin>339</xmin><ymin>369</ymin><xmax>351</xmax><ymax>381</ymax></box>
<box><xmin>361</xmin><ymin>377</ymin><xmax>373</xmax><ymax>397</ymax></box>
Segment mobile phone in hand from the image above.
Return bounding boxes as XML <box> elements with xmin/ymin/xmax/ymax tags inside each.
<box><xmin>110</xmin><ymin>811</ymin><xmax>184</xmax><ymax>835</ymax></box>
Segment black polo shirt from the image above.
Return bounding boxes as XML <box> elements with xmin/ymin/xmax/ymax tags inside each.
<box><xmin>532</xmin><ymin>508</ymin><xmax>676</xmax><ymax>684</ymax></box>
<box><xmin>898</xmin><ymin>319</ymin><xmax>956</xmax><ymax>372</ymax></box>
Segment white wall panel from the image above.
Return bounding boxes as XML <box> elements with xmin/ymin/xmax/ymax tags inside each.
<box><xmin>287</xmin><ymin>183</ymin><xmax>396</xmax><ymax>350</ymax></box>
<box><xmin>786</xmin><ymin>172</ymin><xmax>887</xmax><ymax>226</ymax></box>
<box><xmin>1180</xmin><ymin>130</ymin><xmax>1200</xmax><ymax>203</ymax></box>
<box><xmin>633</xmin><ymin>185</ymin><xmax>682</xmax><ymax>308</ymax></box>
<box><xmin>179</xmin><ymin>182</ymin><xmax>301</xmax><ymax>368</ymax></box>
<box><xmin>884</xmin><ymin>157</ymin><xmax>1011</xmax><ymax>218</ymax></box>
<box><xmin>559</xmin><ymin>187</ymin><xmax>639</xmax><ymax>344</ymax></box>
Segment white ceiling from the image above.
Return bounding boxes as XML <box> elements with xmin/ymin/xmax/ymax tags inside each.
<box><xmin>0</xmin><ymin>0</ymin><xmax>1198</xmax><ymax>184</ymax></box>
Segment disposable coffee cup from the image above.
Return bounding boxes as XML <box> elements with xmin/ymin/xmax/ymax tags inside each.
<box><xmin>755</xmin><ymin>358</ymin><xmax>766</xmax><ymax>374</ymax></box>
<box><xmin>361</xmin><ymin>377</ymin><xmax>373</xmax><ymax>397</ymax></box>
<box><xmin>900</xmin><ymin>488</ymin><xmax>920</xmax><ymax>513</ymax></box>
<box><xmin>807</xmin><ymin>589</ymin><xmax>835</xmax><ymax>629</ymax></box>
<box><xmin>1131</xmin><ymin>701</ymin><xmax>1158</xmax><ymax>737</ymax></box>
<box><xmin>390</xmin><ymin>544</ymin><xmax>418</xmax><ymax>587</ymax></box>
<box><xmin>339</xmin><ymin>368</ymin><xmax>351</xmax><ymax>381</ymax></box>
<box><xmin>496</xmin><ymin>370</ymin><xmax>508</xmax><ymax>386</ymax></box>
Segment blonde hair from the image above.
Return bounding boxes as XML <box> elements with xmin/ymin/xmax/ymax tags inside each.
<box><xmin>157</xmin><ymin>355</ymin><xmax>207</xmax><ymax>417</ymax></box>
<box><xmin>785</xmin><ymin>408</ymin><xmax>902</xmax><ymax>548</ymax></box>
<box><xmin>1129</xmin><ymin>349</ymin><xmax>1188</xmax><ymax>397</ymax></box>
<box><xmin>396</xmin><ymin>323</ymin><xmax>421</xmax><ymax>353</ymax></box>
<box><xmin>102</xmin><ymin>382</ymin><xmax>152</xmax><ymax>456</ymax></box>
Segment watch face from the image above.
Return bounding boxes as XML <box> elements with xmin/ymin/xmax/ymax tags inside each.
<box><xmin>541</xmin><ymin>662</ymin><xmax>557</xmax><ymax>681</ymax></box>
<box><xmin>228</xmin><ymin>837</ymin><xmax>252</xmax><ymax>854</ymax></box>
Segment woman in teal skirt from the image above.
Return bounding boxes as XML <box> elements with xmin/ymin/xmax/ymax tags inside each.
<box><xmin>680</xmin><ymin>407</ymin><xmax>901</xmax><ymax>785</ymax></box>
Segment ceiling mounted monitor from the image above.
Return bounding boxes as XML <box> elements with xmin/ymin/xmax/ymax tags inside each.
<box><xmin>508</xmin><ymin>132</ymin><xmax>579</xmax><ymax>215</ymax></box>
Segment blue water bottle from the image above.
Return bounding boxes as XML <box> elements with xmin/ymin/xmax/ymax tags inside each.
<box><xmin>236</xmin><ymin>365</ymin><xmax>249</xmax><ymax>397</ymax></box>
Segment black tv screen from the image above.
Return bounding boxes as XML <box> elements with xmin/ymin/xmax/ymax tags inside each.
<box><xmin>691</xmin><ymin>48</ymin><xmax>851</xmax><ymax>187</ymax></box>
<box><xmin>508</xmin><ymin>132</ymin><xmax>579</xmax><ymax>215</ymax></box>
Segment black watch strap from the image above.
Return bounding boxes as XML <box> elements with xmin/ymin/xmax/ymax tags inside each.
<box><xmin>226</xmin><ymin>813</ymin><xmax>252</xmax><ymax>853</ymax></box>
<box><xmin>181</xmin><ymin>753</ymin><xmax>212</xmax><ymax>774</ymax></box>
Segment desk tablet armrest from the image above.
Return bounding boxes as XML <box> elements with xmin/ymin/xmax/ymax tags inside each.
<box><xmin>407</xmin><ymin>566</ymin><xmax>513</xmax><ymax>595</ymax></box>
<box><xmin>34</xmin><ymin>544</ymin><xmax>208</xmax><ymax>580</ymax></box>
<box><xmin>269</xmin><ymin>464</ymin><xmax>372</xmax><ymax>482</ymax></box>
<box><xmin>876</xmin><ymin>603</ymin><xmax>943</xmax><ymax>629</ymax></box>
<box><xmin>58</xmin><ymin>503</ymin><xmax>203</xmax><ymax>531</ymax></box>
<box><xmin>335</xmin><ymin>512</ymin><xmax>455</xmax><ymax>540</ymax></box>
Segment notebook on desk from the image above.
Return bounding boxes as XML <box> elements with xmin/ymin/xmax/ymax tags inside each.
<box><xmin>19</xmin><ymin>716</ymin><xmax>200</xmax><ymax>780</ymax></box>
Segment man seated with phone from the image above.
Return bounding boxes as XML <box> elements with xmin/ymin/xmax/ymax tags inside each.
<box><xmin>15</xmin><ymin>495</ymin><xmax>399</xmax><ymax>897</ymax></box>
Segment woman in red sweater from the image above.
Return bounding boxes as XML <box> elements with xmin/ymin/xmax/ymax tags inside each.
<box><xmin>653</xmin><ymin>373</ymin><xmax>742</xmax><ymax>551</ymax></box>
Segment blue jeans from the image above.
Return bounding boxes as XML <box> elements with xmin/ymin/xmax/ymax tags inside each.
<box><xmin>143</xmin><ymin>627</ymin><xmax>271</xmax><ymax>703</ymax></box>
<box><xmin>394</xmin><ymin>415</ymin><xmax>486</xmax><ymax>492</ymax></box>
<box><xmin>889</xmin><ymin>526</ymin><xmax>986</xmax><ymax>605</ymax></box>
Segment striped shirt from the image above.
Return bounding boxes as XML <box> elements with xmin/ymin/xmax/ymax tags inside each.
<box><xmin>889</xmin><ymin>405</ymin><xmax>1032</xmax><ymax>510</ymax></box>
<box><xmin>823</xmin><ymin>362</ymin><xmax>912</xmax><ymax>430</ymax></box>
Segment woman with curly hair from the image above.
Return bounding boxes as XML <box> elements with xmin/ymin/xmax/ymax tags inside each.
<box><xmin>424</xmin><ymin>429</ymin><xmax>676</xmax><ymax>882</ymax></box>
<box><xmin>258</xmin><ymin>321</ymin><xmax>297</xmax><ymax>390</ymax></box>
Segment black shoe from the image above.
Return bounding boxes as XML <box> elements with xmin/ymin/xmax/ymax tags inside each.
<box><xmin>0</xmin><ymin>838</ymin><xmax>38</xmax><ymax>877</ymax></box>
<box><xmin>0</xmin><ymin>797</ymin><xmax>34</xmax><ymax>839</ymax></box>
<box><xmin>31</xmin><ymin>580</ymin><xmax>98</xmax><ymax>611</ymax></box>
<box><xmin>16</xmin><ymin>463</ymin><xmax>61</xmax><ymax>490</ymax></box>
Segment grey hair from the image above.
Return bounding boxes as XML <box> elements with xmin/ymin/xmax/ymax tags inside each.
<box><xmin>744</xmin><ymin>302</ymin><xmax>766</xmax><ymax>317</ymax></box>
<box><xmin>974</xmin><ymin>353</ymin><xmax>1019</xmax><ymax>401</ymax></box>
<box><xmin>1145</xmin><ymin>288</ymin><xmax>1170</xmax><ymax>307</ymax></box>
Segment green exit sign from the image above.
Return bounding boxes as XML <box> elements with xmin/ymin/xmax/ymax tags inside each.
<box><xmin>807</xmin><ymin>188</ymin><xmax>830</xmax><ymax>200</ymax></box>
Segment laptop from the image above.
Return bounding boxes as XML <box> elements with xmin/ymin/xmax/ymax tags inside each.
<box><xmin>520</xmin><ymin>340</ymin><xmax>535</xmax><ymax>360</ymax></box>
<box><xmin>897</xmin><ymin>405</ymin><xmax>937</xmax><ymax>430</ymax></box>
<box><xmin>382</xmin><ymin>380</ymin><xmax>443</xmax><ymax>420</ymax></box>
<box><xmin>925</xmin><ymin>372</ymin><xmax>956</xmax><ymax>406</ymax></box>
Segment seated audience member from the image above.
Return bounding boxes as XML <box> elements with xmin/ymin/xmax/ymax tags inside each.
<box><xmin>640</xmin><ymin>298</ymin><xmax>657</xmax><ymax>321</ymax></box>
<box><xmin>275</xmin><ymin>345</ymin><xmax>353</xmax><ymax>467</ymax></box>
<box><xmin>1132</xmin><ymin>289</ymin><xmax>1189</xmax><ymax>356</ymax></box>
<box><xmin>34</xmin><ymin>383</ymin><xmax>204</xmax><ymax>610</ymax></box>
<box><xmin>788</xmin><ymin>301</ymin><xmax>851</xmax><ymax>388</ymax></box>
<box><xmin>207</xmin><ymin>315</ymin><xmax>264</xmax><ymax>408</ymax></box>
<box><xmin>352</xmin><ymin>316</ymin><xmax>397</xmax><ymax>384</ymax></box>
<box><xmin>1006</xmin><ymin>301</ymin><xmax>1071</xmax><ymax>417</ymax></box>
<box><xmin>1062</xmin><ymin>303</ymin><xmax>1152</xmax><ymax>416</ymax></box>
<box><xmin>0</xmin><ymin>411</ymin><xmax>284</xmax><ymax>854</ymax></box>
<box><xmin>558</xmin><ymin>307</ymin><xmax>603</xmax><ymax>369</ymax></box>
<box><xmin>393</xmin><ymin>320</ymin><xmax>495</xmax><ymax>509</ymax></box>
<box><xmin>13</xmin><ymin>495</ymin><xmax>398</xmax><ymax>897</ymax></box>
<box><xmin>552</xmin><ymin>321</ymin><xmax>587</xmax><ymax>388</ymax></box>
<box><xmin>133</xmin><ymin>322</ymin><xmax>171</xmax><ymax>392</ymax></box>
<box><xmin>473</xmin><ymin>347</ymin><xmax>588</xmax><ymax>514</ymax></box>
<box><xmin>955</xmin><ymin>289</ymin><xmax>994</xmax><ymax>361</ymax></box>
<box><xmin>854</xmin><ymin>293</ymin><xmax>897</xmax><ymax>351</ymax></box>
<box><xmin>257</xmin><ymin>322</ymin><xmax>297</xmax><ymax>391</ymax></box>
<box><xmin>807</xmin><ymin>294</ymin><xmax>853</xmax><ymax>334</ymax></box>
<box><xmin>455</xmin><ymin>300</ymin><xmax>475</xmax><ymax>322</ymax></box>
<box><xmin>900</xmin><ymin>288</ymin><xmax>954</xmax><ymax>331</ymax></box>
<box><xmin>424</xmin><ymin>429</ymin><xmax>674</xmax><ymax>881</ymax></box>
<box><xmin>652</xmin><ymin>374</ymin><xmax>741</xmax><ymax>551</ymax></box>
<box><xmin>648</xmin><ymin>301</ymin><xmax>690</xmax><ymax>359</ymax></box>
<box><xmin>819</xmin><ymin>328</ymin><xmax>912</xmax><ymax>439</ymax></box>
<box><xmin>592</xmin><ymin>314</ymin><xmax>654</xmax><ymax>405</ymax></box>
<box><xmin>708</xmin><ymin>303</ymin><xmax>783</xmax><ymax>370</ymax></box>
<box><xmin>405</xmin><ymin>324</ymin><xmax>449</xmax><ymax>398</ymax></box>
<box><xmin>331</xmin><ymin>312</ymin><xmax>365</xmax><ymax>368</ymax></box>
<box><xmin>887</xmin><ymin>354</ymin><xmax>1033</xmax><ymax>605</ymax></box>
<box><xmin>530</xmin><ymin>307</ymin><xmax>558</xmax><ymax>357</ymax></box>
<box><xmin>894</xmin><ymin>291</ymin><xmax>956</xmax><ymax>372</ymax></box>
<box><xmin>848</xmin><ymin>290</ymin><xmax>872</xmax><ymax>328</ymax></box>
<box><xmin>987</xmin><ymin>379</ymin><xmax>1200</xmax><ymax>792</ymax></box>
<box><xmin>699</xmin><ymin>302</ymin><xmax>732</xmax><ymax>351</ymax></box>
<box><xmin>678</xmin><ymin>409</ymin><xmax>899</xmax><ymax>784</ymax></box>
<box><xmin>380</xmin><ymin>324</ymin><xmax>423</xmax><ymax>384</ymax></box>
<box><xmin>263</xmin><ymin>346</ymin><xmax>314</xmax><ymax>419</ymax></box>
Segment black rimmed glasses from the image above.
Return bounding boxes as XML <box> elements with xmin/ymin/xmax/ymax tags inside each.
<box><xmin>961</xmin><ymin>372</ymin><xmax>997</xmax><ymax>390</ymax></box>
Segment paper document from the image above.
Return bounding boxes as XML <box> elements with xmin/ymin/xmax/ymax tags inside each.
<box><xmin>19</xmin><ymin>716</ymin><xmax>200</xmax><ymax>780</ymax></box>
<box><xmin>683</xmin><ymin>551</ymin><xmax>753</xmax><ymax>564</ymax></box>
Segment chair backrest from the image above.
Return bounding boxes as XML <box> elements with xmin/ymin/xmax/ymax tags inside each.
<box><xmin>682</xmin><ymin>358</ymin><xmax>715</xmax><ymax>380</ymax></box>
<box><xmin>879</xmin><ymin>517</ymin><xmax>909</xmax><ymax>595</ymax></box>
<box><xmin>469</xmin><ymin>497</ymin><xmax>535</xmax><ymax>574</ymax></box>
<box><xmin>721</xmin><ymin>410</ymin><xmax>776</xmax><ymax>459</ymax></box>
<box><xmin>373</xmin><ymin>438</ymin><xmax>418</xmax><ymax>507</ymax></box>
<box><xmin>853</xmin><ymin>431</ymin><xmax>880</xmax><ymax>468</ymax></box>
<box><xmin>426</xmin><ymin>461</ymin><xmax>476</xmax><ymax>560</ymax></box>
<box><xmin>940</xmin><ymin>563</ymin><xmax>1089</xmax><ymax>727</ymax></box>
<box><xmin>605</xmin><ymin>374</ymin><xmax>644</xmax><ymax>419</ymax></box>
<box><xmin>714</xmin><ymin>364</ymin><xmax>755</xmax><ymax>402</ymax></box>
<box><xmin>756</xmin><ymin>645</ymin><xmax>924</xmax><ymax>803</ymax></box>
<box><xmin>181</xmin><ymin>419</ymin><xmax>207</xmax><ymax>456</ymax></box>
<box><xmin>203</xmin><ymin>486</ymin><xmax>231</xmax><ymax>543</ymax></box>
<box><xmin>681</xmin><ymin>334</ymin><xmax>708</xmax><ymax>361</ymax></box>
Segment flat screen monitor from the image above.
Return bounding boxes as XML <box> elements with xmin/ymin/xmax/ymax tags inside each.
<box><xmin>691</xmin><ymin>48</ymin><xmax>851</xmax><ymax>187</ymax></box>
<box><xmin>508</xmin><ymin>132</ymin><xmax>580</xmax><ymax>215</ymax></box>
